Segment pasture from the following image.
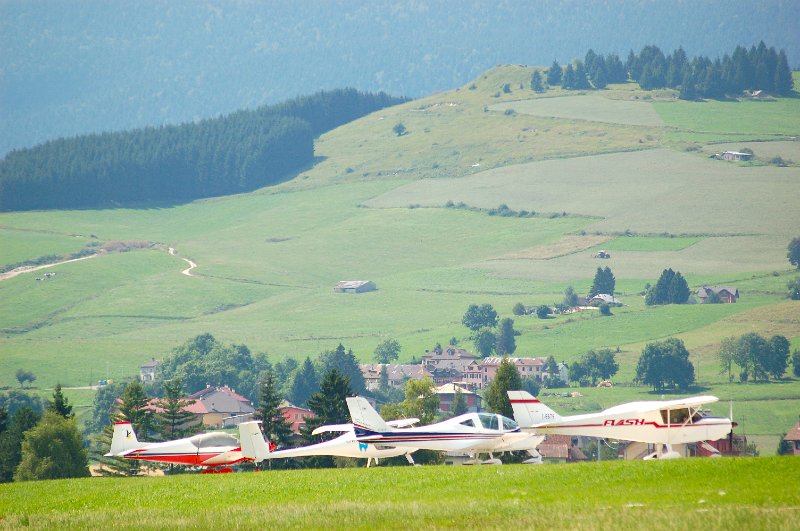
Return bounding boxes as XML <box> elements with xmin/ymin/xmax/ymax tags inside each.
<box><xmin>490</xmin><ymin>94</ymin><xmax>666</xmax><ymax>127</ymax></box>
<box><xmin>0</xmin><ymin>458</ymin><xmax>797</xmax><ymax>529</ymax></box>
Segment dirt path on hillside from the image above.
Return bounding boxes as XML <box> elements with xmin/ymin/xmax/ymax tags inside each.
<box><xmin>0</xmin><ymin>253</ymin><xmax>100</xmax><ymax>282</ymax></box>
<box><xmin>168</xmin><ymin>247</ymin><xmax>197</xmax><ymax>276</ymax></box>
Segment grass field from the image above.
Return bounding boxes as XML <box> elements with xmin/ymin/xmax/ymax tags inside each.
<box><xmin>0</xmin><ymin>458</ymin><xmax>797</xmax><ymax>529</ymax></box>
<box><xmin>1</xmin><ymin>66</ymin><xmax>798</xmax><ymax>456</ymax></box>
<box><xmin>490</xmin><ymin>94</ymin><xmax>667</xmax><ymax>127</ymax></box>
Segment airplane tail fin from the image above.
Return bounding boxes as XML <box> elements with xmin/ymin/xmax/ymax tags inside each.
<box><xmin>106</xmin><ymin>421</ymin><xmax>145</xmax><ymax>456</ymax></box>
<box><xmin>507</xmin><ymin>391</ymin><xmax>562</xmax><ymax>427</ymax></box>
<box><xmin>346</xmin><ymin>397</ymin><xmax>390</xmax><ymax>434</ymax></box>
<box><xmin>239</xmin><ymin>421</ymin><xmax>271</xmax><ymax>463</ymax></box>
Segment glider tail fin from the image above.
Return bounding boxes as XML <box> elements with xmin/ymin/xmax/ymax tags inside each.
<box><xmin>346</xmin><ymin>396</ymin><xmax>390</xmax><ymax>434</ymax></box>
<box><xmin>107</xmin><ymin>421</ymin><xmax>145</xmax><ymax>456</ymax></box>
<box><xmin>239</xmin><ymin>421</ymin><xmax>271</xmax><ymax>463</ymax></box>
<box><xmin>507</xmin><ymin>391</ymin><xmax>562</xmax><ymax>427</ymax></box>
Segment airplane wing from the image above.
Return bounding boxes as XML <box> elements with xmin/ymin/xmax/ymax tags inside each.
<box><xmin>386</xmin><ymin>418</ymin><xmax>419</xmax><ymax>428</ymax></box>
<box><xmin>602</xmin><ymin>395</ymin><xmax>719</xmax><ymax>415</ymax></box>
<box><xmin>312</xmin><ymin>424</ymin><xmax>354</xmax><ymax>436</ymax></box>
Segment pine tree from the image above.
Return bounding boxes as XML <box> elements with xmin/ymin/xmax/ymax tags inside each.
<box><xmin>485</xmin><ymin>358</ymin><xmax>521</xmax><ymax>418</ymax></box>
<box><xmin>153</xmin><ymin>378</ymin><xmax>200</xmax><ymax>441</ymax></box>
<box><xmin>116</xmin><ymin>381</ymin><xmax>154</xmax><ymax>439</ymax></box>
<box><xmin>531</xmin><ymin>70</ymin><xmax>545</xmax><ymax>92</ymax></box>
<box><xmin>256</xmin><ymin>371</ymin><xmax>294</xmax><ymax>459</ymax></box>
<box><xmin>288</xmin><ymin>357</ymin><xmax>319</xmax><ymax>406</ymax></box>
<box><xmin>495</xmin><ymin>318</ymin><xmax>517</xmax><ymax>356</ymax></box>
<box><xmin>561</xmin><ymin>64</ymin><xmax>575</xmax><ymax>89</ymax></box>
<box><xmin>547</xmin><ymin>60</ymin><xmax>562</xmax><ymax>86</ymax></box>
<box><xmin>589</xmin><ymin>266</ymin><xmax>615</xmax><ymax>297</ymax></box>
<box><xmin>775</xmin><ymin>50</ymin><xmax>794</xmax><ymax>95</ymax></box>
<box><xmin>0</xmin><ymin>407</ymin><xmax>40</xmax><ymax>483</ymax></box>
<box><xmin>300</xmin><ymin>368</ymin><xmax>353</xmax><ymax>468</ymax></box>
<box><xmin>320</xmin><ymin>344</ymin><xmax>366</xmax><ymax>394</ymax></box>
<box><xmin>668</xmin><ymin>271</ymin><xmax>690</xmax><ymax>304</ymax></box>
<box><xmin>46</xmin><ymin>384</ymin><xmax>74</xmax><ymax>419</ymax></box>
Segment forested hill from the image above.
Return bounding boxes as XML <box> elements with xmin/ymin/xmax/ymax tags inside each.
<box><xmin>0</xmin><ymin>89</ymin><xmax>405</xmax><ymax>212</ymax></box>
<box><xmin>2</xmin><ymin>0</ymin><xmax>798</xmax><ymax>155</ymax></box>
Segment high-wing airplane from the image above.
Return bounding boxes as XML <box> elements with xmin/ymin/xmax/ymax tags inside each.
<box><xmin>346</xmin><ymin>396</ymin><xmax>544</xmax><ymax>464</ymax></box>
<box><xmin>507</xmin><ymin>391</ymin><xmax>733</xmax><ymax>459</ymax></box>
<box><xmin>106</xmin><ymin>420</ymin><xmax>265</xmax><ymax>472</ymax></box>
<box><xmin>239</xmin><ymin>419</ymin><xmax>419</xmax><ymax>467</ymax></box>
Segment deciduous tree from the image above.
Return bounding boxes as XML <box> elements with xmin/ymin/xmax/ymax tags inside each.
<box><xmin>374</xmin><ymin>339</ymin><xmax>401</xmax><ymax>364</ymax></box>
<box><xmin>635</xmin><ymin>338</ymin><xmax>695</xmax><ymax>391</ymax></box>
<box><xmin>14</xmin><ymin>411</ymin><xmax>89</xmax><ymax>481</ymax></box>
<box><xmin>462</xmin><ymin>304</ymin><xmax>498</xmax><ymax>332</ymax></box>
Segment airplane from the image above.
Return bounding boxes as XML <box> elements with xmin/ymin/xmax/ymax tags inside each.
<box><xmin>507</xmin><ymin>391</ymin><xmax>733</xmax><ymax>459</ymax></box>
<box><xmin>106</xmin><ymin>420</ymin><xmax>266</xmax><ymax>472</ymax></box>
<box><xmin>240</xmin><ymin>418</ymin><xmax>419</xmax><ymax>467</ymax></box>
<box><xmin>346</xmin><ymin>396</ymin><xmax>544</xmax><ymax>464</ymax></box>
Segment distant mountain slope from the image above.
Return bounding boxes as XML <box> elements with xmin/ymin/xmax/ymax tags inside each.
<box><xmin>2</xmin><ymin>0</ymin><xmax>798</xmax><ymax>155</ymax></box>
<box><xmin>0</xmin><ymin>89</ymin><xmax>405</xmax><ymax>211</ymax></box>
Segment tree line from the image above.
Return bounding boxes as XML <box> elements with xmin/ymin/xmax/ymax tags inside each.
<box><xmin>542</xmin><ymin>41</ymin><xmax>793</xmax><ymax>99</ymax></box>
<box><xmin>0</xmin><ymin>89</ymin><xmax>405</xmax><ymax>211</ymax></box>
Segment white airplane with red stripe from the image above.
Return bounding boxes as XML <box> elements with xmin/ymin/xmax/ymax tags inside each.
<box><xmin>508</xmin><ymin>391</ymin><xmax>733</xmax><ymax>458</ymax></box>
<box><xmin>106</xmin><ymin>420</ymin><xmax>266</xmax><ymax>470</ymax></box>
<box><xmin>346</xmin><ymin>396</ymin><xmax>543</xmax><ymax>464</ymax></box>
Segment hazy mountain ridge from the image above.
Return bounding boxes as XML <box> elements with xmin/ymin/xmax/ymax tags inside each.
<box><xmin>1</xmin><ymin>0</ymin><xmax>798</xmax><ymax>155</ymax></box>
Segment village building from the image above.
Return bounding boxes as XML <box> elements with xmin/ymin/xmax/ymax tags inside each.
<box><xmin>696</xmin><ymin>286</ymin><xmax>740</xmax><ymax>303</ymax></box>
<box><xmin>333</xmin><ymin>280</ymin><xmax>376</xmax><ymax>293</ymax></box>
<box><xmin>422</xmin><ymin>345</ymin><xmax>480</xmax><ymax>373</ymax></box>
<box><xmin>360</xmin><ymin>363</ymin><xmax>429</xmax><ymax>390</ymax></box>
<box><xmin>783</xmin><ymin>418</ymin><xmax>800</xmax><ymax>456</ymax></box>
<box><xmin>184</xmin><ymin>385</ymin><xmax>255</xmax><ymax>428</ymax></box>
<box><xmin>479</xmin><ymin>357</ymin><xmax>548</xmax><ymax>389</ymax></box>
<box><xmin>139</xmin><ymin>358</ymin><xmax>160</xmax><ymax>383</ymax></box>
<box><xmin>434</xmin><ymin>382</ymin><xmax>481</xmax><ymax>413</ymax></box>
<box><xmin>278</xmin><ymin>400</ymin><xmax>316</xmax><ymax>433</ymax></box>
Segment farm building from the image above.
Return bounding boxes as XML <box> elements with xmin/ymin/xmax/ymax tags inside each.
<box><xmin>588</xmin><ymin>293</ymin><xmax>622</xmax><ymax>306</ymax></box>
<box><xmin>334</xmin><ymin>280</ymin><xmax>376</xmax><ymax>293</ymax></box>
<box><xmin>721</xmin><ymin>151</ymin><xmax>753</xmax><ymax>161</ymax></box>
<box><xmin>697</xmin><ymin>286</ymin><xmax>739</xmax><ymax>303</ymax></box>
<box><xmin>784</xmin><ymin>419</ymin><xmax>800</xmax><ymax>456</ymax></box>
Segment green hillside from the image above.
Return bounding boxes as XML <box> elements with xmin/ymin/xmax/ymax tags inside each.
<box><xmin>1</xmin><ymin>66</ymin><xmax>799</xmax><ymax>451</ymax></box>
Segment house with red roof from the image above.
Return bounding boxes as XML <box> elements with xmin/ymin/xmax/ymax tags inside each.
<box><xmin>184</xmin><ymin>385</ymin><xmax>255</xmax><ymax>428</ymax></box>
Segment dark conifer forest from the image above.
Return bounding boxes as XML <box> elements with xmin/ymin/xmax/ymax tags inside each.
<box><xmin>0</xmin><ymin>89</ymin><xmax>405</xmax><ymax>211</ymax></box>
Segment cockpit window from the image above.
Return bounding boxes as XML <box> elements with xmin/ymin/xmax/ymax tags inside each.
<box><xmin>460</xmin><ymin>418</ymin><xmax>476</xmax><ymax>428</ymax></box>
<box><xmin>189</xmin><ymin>433</ymin><xmax>238</xmax><ymax>449</ymax></box>
<box><xmin>501</xmin><ymin>416</ymin><xmax>519</xmax><ymax>430</ymax></box>
<box><xmin>660</xmin><ymin>408</ymin><xmax>693</xmax><ymax>425</ymax></box>
<box><xmin>477</xmin><ymin>413</ymin><xmax>499</xmax><ymax>430</ymax></box>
